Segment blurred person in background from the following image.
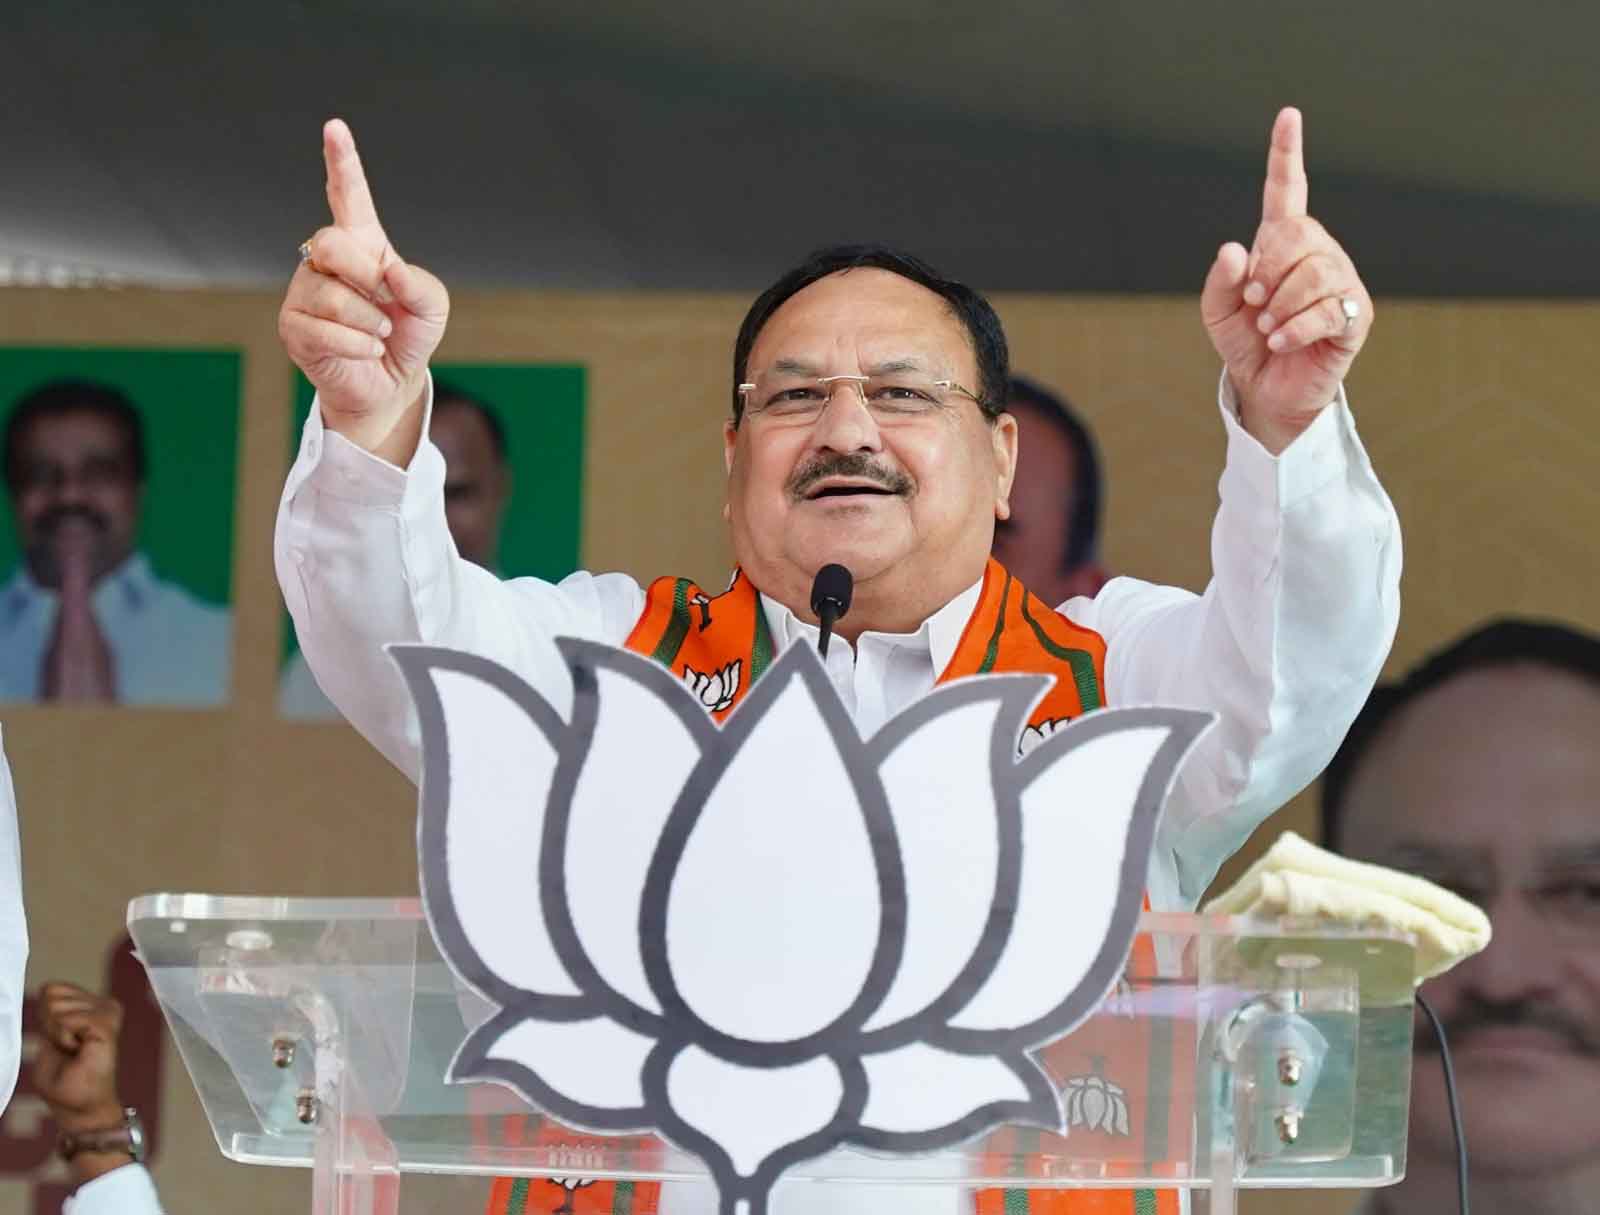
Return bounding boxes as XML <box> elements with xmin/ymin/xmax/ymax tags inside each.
<box><xmin>990</xmin><ymin>376</ymin><xmax>1109</xmax><ymax>605</ymax></box>
<box><xmin>430</xmin><ymin>383</ymin><xmax>514</xmax><ymax>572</ymax></box>
<box><xmin>0</xmin><ymin>380</ymin><xmax>230</xmax><ymax>706</ymax></box>
<box><xmin>1321</xmin><ymin>619</ymin><xmax>1600</xmax><ymax>1214</ymax></box>
<box><xmin>32</xmin><ymin>980</ymin><xmax>162</xmax><ymax>1213</ymax></box>
<box><xmin>278</xmin><ymin>382</ymin><xmax>513</xmax><ymax>718</ymax></box>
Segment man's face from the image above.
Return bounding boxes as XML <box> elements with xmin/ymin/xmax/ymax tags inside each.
<box><xmin>724</xmin><ymin>269</ymin><xmax>1016</xmax><ymax>620</ymax></box>
<box><xmin>1338</xmin><ymin>664</ymin><xmax>1600</xmax><ymax>1177</ymax></box>
<box><xmin>990</xmin><ymin>400</ymin><xmax>1104</xmax><ymax>606</ymax></box>
<box><xmin>9</xmin><ymin>408</ymin><xmax>142</xmax><ymax>588</ymax></box>
<box><xmin>432</xmin><ymin>402</ymin><xmax>509</xmax><ymax>570</ymax></box>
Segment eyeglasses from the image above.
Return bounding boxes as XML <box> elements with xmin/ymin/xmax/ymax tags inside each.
<box><xmin>737</xmin><ymin>370</ymin><xmax>985</xmax><ymax>424</ymax></box>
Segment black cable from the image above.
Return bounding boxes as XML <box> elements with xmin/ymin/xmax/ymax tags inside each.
<box><xmin>1415</xmin><ymin>992</ymin><xmax>1469</xmax><ymax>1215</ymax></box>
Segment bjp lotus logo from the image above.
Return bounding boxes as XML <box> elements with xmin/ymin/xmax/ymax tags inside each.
<box><xmin>1018</xmin><ymin>717</ymin><xmax>1069</xmax><ymax>757</ymax></box>
<box><xmin>392</xmin><ymin>640</ymin><xmax>1209</xmax><ymax>1215</ymax></box>
<box><xmin>683</xmin><ymin>659</ymin><xmax>741</xmax><ymax>713</ymax></box>
<box><xmin>1062</xmin><ymin>1070</ymin><xmax>1131</xmax><ymax>1137</ymax></box>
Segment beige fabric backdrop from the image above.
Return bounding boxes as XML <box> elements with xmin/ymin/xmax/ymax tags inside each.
<box><xmin>1</xmin><ymin>286</ymin><xmax>1596</xmax><ymax>1214</ymax></box>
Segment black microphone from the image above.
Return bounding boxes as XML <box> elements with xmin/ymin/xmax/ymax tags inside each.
<box><xmin>810</xmin><ymin>564</ymin><xmax>853</xmax><ymax>659</ymax></box>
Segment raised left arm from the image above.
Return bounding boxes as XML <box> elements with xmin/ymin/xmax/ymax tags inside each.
<box><xmin>1063</xmin><ymin>107</ymin><xmax>1400</xmax><ymax>908</ymax></box>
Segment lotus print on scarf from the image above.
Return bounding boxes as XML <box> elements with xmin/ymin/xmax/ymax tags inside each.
<box><xmin>550</xmin><ymin>1177</ymin><xmax>594</xmax><ymax>1214</ymax></box>
<box><xmin>391</xmin><ymin>640</ymin><xmax>1210</xmax><ymax>1215</ymax></box>
<box><xmin>683</xmin><ymin>659</ymin><xmax>741</xmax><ymax>714</ymax></box>
<box><xmin>1018</xmin><ymin>716</ymin><xmax>1070</xmax><ymax>757</ymax></box>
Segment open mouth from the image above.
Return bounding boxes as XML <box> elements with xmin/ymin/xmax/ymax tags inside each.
<box><xmin>805</xmin><ymin>482</ymin><xmax>899</xmax><ymax>501</ymax></box>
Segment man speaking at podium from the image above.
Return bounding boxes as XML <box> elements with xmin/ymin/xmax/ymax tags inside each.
<box><xmin>273</xmin><ymin>107</ymin><xmax>1399</xmax><ymax>1214</ymax></box>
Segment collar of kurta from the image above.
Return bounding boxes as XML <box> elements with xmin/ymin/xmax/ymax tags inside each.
<box><xmin>623</xmin><ymin>556</ymin><xmax>1107</xmax><ymax>730</ymax></box>
<box><xmin>755</xmin><ymin>570</ymin><xmax>982</xmax><ymax>677</ymax></box>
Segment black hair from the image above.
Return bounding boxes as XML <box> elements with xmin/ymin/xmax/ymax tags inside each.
<box><xmin>3</xmin><ymin>378</ymin><xmax>146</xmax><ymax>493</ymax></box>
<box><xmin>1320</xmin><ymin>617</ymin><xmax>1600</xmax><ymax>848</ymax></box>
<box><xmin>1005</xmin><ymin>375</ymin><xmax>1103</xmax><ymax>570</ymax></box>
<box><xmin>432</xmin><ymin>381</ymin><xmax>508</xmax><ymax>462</ymax></box>
<box><xmin>730</xmin><ymin>243</ymin><xmax>1009</xmax><ymax>424</ymax></box>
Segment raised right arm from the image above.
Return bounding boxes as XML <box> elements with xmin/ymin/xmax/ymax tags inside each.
<box><xmin>274</xmin><ymin>121</ymin><xmax>643</xmax><ymax>780</ymax></box>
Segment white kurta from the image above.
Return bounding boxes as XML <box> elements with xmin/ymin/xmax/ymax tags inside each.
<box><xmin>62</xmin><ymin>1162</ymin><xmax>165</xmax><ymax>1214</ymax></box>
<box><xmin>277</xmin><ymin>375</ymin><xmax>1400</xmax><ymax>910</ymax></box>
<box><xmin>0</xmin><ymin>727</ymin><xmax>26</xmax><ymax>1116</ymax></box>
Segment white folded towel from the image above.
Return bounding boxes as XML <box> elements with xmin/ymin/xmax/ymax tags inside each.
<box><xmin>1202</xmin><ymin>831</ymin><xmax>1491</xmax><ymax>982</ymax></box>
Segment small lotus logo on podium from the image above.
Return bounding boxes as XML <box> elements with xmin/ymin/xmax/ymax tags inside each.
<box><xmin>393</xmin><ymin>640</ymin><xmax>1209</xmax><ymax>1215</ymax></box>
<box><xmin>1063</xmin><ymin>1071</ymin><xmax>1132</xmax><ymax>1137</ymax></box>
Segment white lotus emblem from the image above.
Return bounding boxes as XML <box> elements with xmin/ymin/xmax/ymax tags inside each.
<box><xmin>1018</xmin><ymin>717</ymin><xmax>1069</xmax><ymax>756</ymax></box>
<box><xmin>1062</xmin><ymin>1071</ymin><xmax>1131</xmax><ymax>1136</ymax></box>
<box><xmin>392</xmin><ymin>640</ymin><xmax>1209</xmax><ymax>1215</ymax></box>
<box><xmin>683</xmin><ymin>659</ymin><xmax>741</xmax><ymax>713</ymax></box>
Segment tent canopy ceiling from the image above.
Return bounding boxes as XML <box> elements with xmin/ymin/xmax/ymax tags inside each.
<box><xmin>4</xmin><ymin>1</ymin><xmax>1591</xmax><ymax>293</ymax></box>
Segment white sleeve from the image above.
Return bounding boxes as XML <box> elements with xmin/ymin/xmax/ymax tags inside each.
<box><xmin>0</xmin><ymin>724</ymin><xmax>26</xmax><ymax>1114</ymax></box>
<box><xmin>1062</xmin><ymin>379</ymin><xmax>1401</xmax><ymax>909</ymax></box>
<box><xmin>62</xmin><ymin>1164</ymin><xmax>166</xmax><ymax>1214</ymax></box>
<box><xmin>274</xmin><ymin>379</ymin><xmax>646</xmax><ymax>782</ymax></box>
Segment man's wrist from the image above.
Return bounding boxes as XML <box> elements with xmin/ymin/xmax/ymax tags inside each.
<box><xmin>57</xmin><ymin>1102</ymin><xmax>145</xmax><ymax>1187</ymax></box>
<box><xmin>54</xmin><ymin>1101</ymin><xmax>126</xmax><ymax>1136</ymax></box>
<box><xmin>1235</xmin><ymin>391</ymin><xmax>1329</xmax><ymax>456</ymax></box>
<box><xmin>321</xmin><ymin>370</ymin><xmax>429</xmax><ymax>467</ymax></box>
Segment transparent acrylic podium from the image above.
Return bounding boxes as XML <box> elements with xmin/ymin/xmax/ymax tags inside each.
<box><xmin>128</xmin><ymin>895</ymin><xmax>1414</xmax><ymax>1215</ymax></box>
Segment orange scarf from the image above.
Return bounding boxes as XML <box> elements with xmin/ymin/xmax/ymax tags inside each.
<box><xmin>626</xmin><ymin>558</ymin><xmax>1105</xmax><ymax>727</ymax></box>
<box><xmin>487</xmin><ymin>560</ymin><xmax>1176</xmax><ymax>1215</ymax></box>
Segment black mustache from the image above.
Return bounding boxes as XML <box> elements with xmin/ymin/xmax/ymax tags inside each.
<box><xmin>37</xmin><ymin>504</ymin><xmax>110</xmax><ymax>537</ymax></box>
<box><xmin>788</xmin><ymin>453</ymin><xmax>913</xmax><ymax>499</ymax></box>
<box><xmin>1427</xmin><ymin>994</ymin><xmax>1600</xmax><ymax>1058</ymax></box>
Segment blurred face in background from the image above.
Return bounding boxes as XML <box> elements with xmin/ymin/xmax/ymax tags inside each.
<box><xmin>1337</xmin><ymin>663</ymin><xmax>1600</xmax><ymax>1179</ymax></box>
<box><xmin>724</xmin><ymin>268</ymin><xmax>1016</xmax><ymax>628</ymax></box>
<box><xmin>9</xmin><ymin>407</ymin><xmax>142</xmax><ymax>588</ymax></box>
<box><xmin>991</xmin><ymin>396</ymin><xmax>1106</xmax><ymax>606</ymax></box>
<box><xmin>432</xmin><ymin>399</ymin><xmax>510</xmax><ymax>570</ymax></box>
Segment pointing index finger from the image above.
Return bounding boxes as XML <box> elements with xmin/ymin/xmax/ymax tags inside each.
<box><xmin>323</xmin><ymin>118</ymin><xmax>383</xmax><ymax>233</ymax></box>
<box><xmin>1260</xmin><ymin>106</ymin><xmax>1307</xmax><ymax>223</ymax></box>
